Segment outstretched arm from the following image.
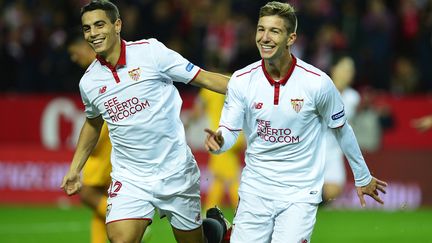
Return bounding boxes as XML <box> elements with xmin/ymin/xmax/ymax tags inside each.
<box><xmin>331</xmin><ymin>123</ymin><xmax>388</xmax><ymax>207</ymax></box>
<box><xmin>61</xmin><ymin>116</ymin><xmax>104</xmax><ymax>196</ymax></box>
<box><xmin>190</xmin><ymin>70</ymin><xmax>230</xmax><ymax>94</ymax></box>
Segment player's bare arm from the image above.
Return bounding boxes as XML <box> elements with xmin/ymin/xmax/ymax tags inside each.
<box><xmin>61</xmin><ymin>116</ymin><xmax>104</xmax><ymax>195</ymax></box>
<box><xmin>190</xmin><ymin>70</ymin><xmax>230</xmax><ymax>94</ymax></box>
<box><xmin>204</xmin><ymin>128</ymin><xmax>224</xmax><ymax>152</ymax></box>
<box><xmin>356</xmin><ymin>177</ymin><xmax>388</xmax><ymax>207</ymax></box>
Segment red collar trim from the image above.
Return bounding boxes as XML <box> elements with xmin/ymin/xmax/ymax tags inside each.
<box><xmin>262</xmin><ymin>55</ymin><xmax>297</xmax><ymax>86</ymax></box>
<box><xmin>96</xmin><ymin>39</ymin><xmax>127</xmax><ymax>71</ymax></box>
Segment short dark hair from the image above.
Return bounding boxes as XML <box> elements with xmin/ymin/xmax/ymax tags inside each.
<box><xmin>259</xmin><ymin>1</ymin><xmax>297</xmax><ymax>34</ymax></box>
<box><xmin>80</xmin><ymin>0</ymin><xmax>120</xmax><ymax>24</ymax></box>
<box><xmin>65</xmin><ymin>27</ymin><xmax>85</xmax><ymax>47</ymax></box>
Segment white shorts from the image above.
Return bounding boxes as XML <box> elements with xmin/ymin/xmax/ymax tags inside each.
<box><xmin>323</xmin><ymin>151</ymin><xmax>346</xmax><ymax>185</ymax></box>
<box><xmin>105</xmin><ymin>163</ymin><xmax>202</xmax><ymax>231</ymax></box>
<box><xmin>231</xmin><ymin>191</ymin><xmax>318</xmax><ymax>243</ymax></box>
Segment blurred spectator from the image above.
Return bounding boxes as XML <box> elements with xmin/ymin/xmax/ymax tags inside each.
<box><xmin>309</xmin><ymin>23</ymin><xmax>347</xmax><ymax>71</ymax></box>
<box><xmin>338</xmin><ymin>0</ymin><xmax>362</xmax><ymax>54</ymax></box>
<box><xmin>417</xmin><ymin>0</ymin><xmax>432</xmax><ymax>91</ymax></box>
<box><xmin>396</xmin><ymin>0</ymin><xmax>420</xmax><ymax>56</ymax></box>
<box><xmin>0</xmin><ymin>0</ymin><xmax>431</xmax><ymax>94</ymax></box>
<box><xmin>390</xmin><ymin>56</ymin><xmax>420</xmax><ymax>95</ymax></box>
<box><xmin>359</xmin><ymin>0</ymin><xmax>394</xmax><ymax>90</ymax></box>
<box><xmin>351</xmin><ymin>88</ymin><xmax>394</xmax><ymax>152</ymax></box>
<box><xmin>228</xmin><ymin>13</ymin><xmax>259</xmax><ymax>71</ymax></box>
<box><xmin>203</xmin><ymin>0</ymin><xmax>236</xmax><ymax>70</ymax></box>
<box><xmin>351</xmin><ymin>89</ymin><xmax>382</xmax><ymax>152</ymax></box>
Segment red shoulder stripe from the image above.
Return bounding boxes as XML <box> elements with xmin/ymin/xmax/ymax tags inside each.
<box><xmin>236</xmin><ymin>64</ymin><xmax>262</xmax><ymax>77</ymax></box>
<box><xmin>126</xmin><ymin>41</ymin><xmax>150</xmax><ymax>46</ymax></box>
<box><xmin>295</xmin><ymin>64</ymin><xmax>321</xmax><ymax>76</ymax></box>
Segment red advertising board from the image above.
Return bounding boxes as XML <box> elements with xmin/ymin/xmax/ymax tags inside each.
<box><xmin>0</xmin><ymin>93</ymin><xmax>431</xmax><ymax>207</ymax></box>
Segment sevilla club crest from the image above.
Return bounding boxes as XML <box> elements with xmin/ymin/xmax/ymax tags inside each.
<box><xmin>128</xmin><ymin>67</ymin><xmax>141</xmax><ymax>81</ymax></box>
<box><xmin>291</xmin><ymin>98</ymin><xmax>304</xmax><ymax>113</ymax></box>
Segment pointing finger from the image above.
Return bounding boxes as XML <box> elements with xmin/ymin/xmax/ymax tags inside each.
<box><xmin>204</xmin><ymin>128</ymin><xmax>217</xmax><ymax>136</ymax></box>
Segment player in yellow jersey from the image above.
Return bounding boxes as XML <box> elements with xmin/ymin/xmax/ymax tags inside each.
<box><xmin>190</xmin><ymin>88</ymin><xmax>245</xmax><ymax>211</ymax></box>
<box><xmin>67</xmin><ymin>29</ymin><xmax>112</xmax><ymax>243</ymax></box>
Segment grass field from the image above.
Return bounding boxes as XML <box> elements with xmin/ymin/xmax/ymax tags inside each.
<box><xmin>1</xmin><ymin>205</ymin><xmax>431</xmax><ymax>243</ymax></box>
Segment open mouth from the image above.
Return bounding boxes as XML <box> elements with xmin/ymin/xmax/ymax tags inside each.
<box><xmin>260</xmin><ymin>44</ymin><xmax>275</xmax><ymax>53</ymax></box>
<box><xmin>91</xmin><ymin>38</ymin><xmax>105</xmax><ymax>48</ymax></box>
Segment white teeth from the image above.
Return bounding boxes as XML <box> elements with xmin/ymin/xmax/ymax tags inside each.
<box><xmin>93</xmin><ymin>39</ymin><xmax>104</xmax><ymax>44</ymax></box>
<box><xmin>262</xmin><ymin>45</ymin><xmax>273</xmax><ymax>49</ymax></box>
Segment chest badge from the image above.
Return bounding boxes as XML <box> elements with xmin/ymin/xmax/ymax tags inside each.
<box><xmin>291</xmin><ymin>99</ymin><xmax>304</xmax><ymax>113</ymax></box>
<box><xmin>128</xmin><ymin>67</ymin><xmax>141</xmax><ymax>81</ymax></box>
<box><xmin>253</xmin><ymin>102</ymin><xmax>263</xmax><ymax>109</ymax></box>
<box><xmin>99</xmin><ymin>85</ymin><xmax>107</xmax><ymax>94</ymax></box>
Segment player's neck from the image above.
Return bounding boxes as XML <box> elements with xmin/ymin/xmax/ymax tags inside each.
<box><xmin>102</xmin><ymin>38</ymin><xmax>122</xmax><ymax>67</ymax></box>
<box><xmin>264</xmin><ymin>54</ymin><xmax>293</xmax><ymax>80</ymax></box>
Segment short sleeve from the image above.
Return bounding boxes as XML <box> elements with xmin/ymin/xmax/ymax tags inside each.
<box><xmin>79</xmin><ymin>84</ymin><xmax>99</xmax><ymax>119</ymax></box>
<box><xmin>150</xmin><ymin>39</ymin><xmax>200</xmax><ymax>83</ymax></box>
<box><xmin>316</xmin><ymin>75</ymin><xmax>346</xmax><ymax>128</ymax></box>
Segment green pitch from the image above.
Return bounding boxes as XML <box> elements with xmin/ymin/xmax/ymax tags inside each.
<box><xmin>0</xmin><ymin>205</ymin><xmax>431</xmax><ymax>243</ymax></box>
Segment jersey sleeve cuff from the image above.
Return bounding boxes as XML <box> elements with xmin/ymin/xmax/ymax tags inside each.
<box><xmin>186</xmin><ymin>68</ymin><xmax>201</xmax><ymax>84</ymax></box>
<box><xmin>354</xmin><ymin>175</ymin><xmax>373</xmax><ymax>187</ymax></box>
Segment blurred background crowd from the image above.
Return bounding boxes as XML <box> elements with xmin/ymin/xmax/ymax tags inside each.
<box><xmin>1</xmin><ymin>0</ymin><xmax>432</xmax><ymax>95</ymax></box>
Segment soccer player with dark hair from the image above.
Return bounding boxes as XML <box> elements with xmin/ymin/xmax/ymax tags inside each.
<box><xmin>61</xmin><ymin>1</ymin><xmax>229</xmax><ymax>242</ymax></box>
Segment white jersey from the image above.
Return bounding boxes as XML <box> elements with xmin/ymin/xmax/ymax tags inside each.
<box><xmin>219</xmin><ymin>57</ymin><xmax>347</xmax><ymax>203</ymax></box>
<box><xmin>79</xmin><ymin>38</ymin><xmax>201</xmax><ymax>182</ymax></box>
<box><xmin>324</xmin><ymin>88</ymin><xmax>360</xmax><ymax>184</ymax></box>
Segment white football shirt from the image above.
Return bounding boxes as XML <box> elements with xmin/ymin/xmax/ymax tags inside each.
<box><xmin>79</xmin><ymin>39</ymin><xmax>201</xmax><ymax>182</ymax></box>
<box><xmin>218</xmin><ymin>56</ymin><xmax>349</xmax><ymax>203</ymax></box>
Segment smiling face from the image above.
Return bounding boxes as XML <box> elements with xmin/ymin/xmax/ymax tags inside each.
<box><xmin>255</xmin><ymin>15</ymin><xmax>296</xmax><ymax>62</ymax></box>
<box><xmin>81</xmin><ymin>9</ymin><xmax>121</xmax><ymax>58</ymax></box>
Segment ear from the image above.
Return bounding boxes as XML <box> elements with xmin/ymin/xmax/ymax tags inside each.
<box><xmin>114</xmin><ymin>19</ymin><xmax>122</xmax><ymax>35</ymax></box>
<box><xmin>286</xmin><ymin>32</ymin><xmax>297</xmax><ymax>48</ymax></box>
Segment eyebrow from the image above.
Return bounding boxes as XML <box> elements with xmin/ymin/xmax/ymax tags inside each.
<box><xmin>82</xmin><ymin>20</ymin><xmax>107</xmax><ymax>28</ymax></box>
<box><xmin>257</xmin><ymin>25</ymin><xmax>283</xmax><ymax>32</ymax></box>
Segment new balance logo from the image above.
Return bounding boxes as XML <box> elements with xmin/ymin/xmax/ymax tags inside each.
<box><xmin>253</xmin><ymin>102</ymin><xmax>263</xmax><ymax>109</ymax></box>
<box><xmin>99</xmin><ymin>86</ymin><xmax>107</xmax><ymax>94</ymax></box>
